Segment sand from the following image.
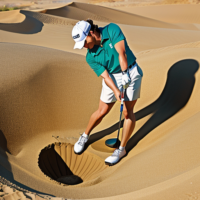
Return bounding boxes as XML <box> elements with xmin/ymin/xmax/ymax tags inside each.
<box><xmin>0</xmin><ymin>0</ymin><xmax>200</xmax><ymax>199</ymax></box>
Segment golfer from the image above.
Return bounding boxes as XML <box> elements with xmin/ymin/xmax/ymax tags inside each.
<box><xmin>72</xmin><ymin>19</ymin><xmax>143</xmax><ymax>166</ymax></box>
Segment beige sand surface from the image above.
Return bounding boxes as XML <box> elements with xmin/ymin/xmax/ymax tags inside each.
<box><xmin>0</xmin><ymin>1</ymin><xmax>200</xmax><ymax>200</ymax></box>
<box><xmin>114</xmin><ymin>4</ymin><xmax>200</xmax><ymax>24</ymax></box>
<box><xmin>94</xmin><ymin>0</ymin><xmax>200</xmax><ymax>7</ymax></box>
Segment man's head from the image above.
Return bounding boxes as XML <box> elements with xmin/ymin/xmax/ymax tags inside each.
<box><xmin>72</xmin><ymin>20</ymin><xmax>91</xmax><ymax>49</ymax></box>
<box><xmin>72</xmin><ymin>19</ymin><xmax>100</xmax><ymax>49</ymax></box>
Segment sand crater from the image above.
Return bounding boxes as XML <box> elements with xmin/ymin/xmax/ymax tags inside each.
<box><xmin>38</xmin><ymin>143</ymin><xmax>108</xmax><ymax>185</ymax></box>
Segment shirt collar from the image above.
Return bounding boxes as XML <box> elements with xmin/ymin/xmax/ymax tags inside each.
<box><xmin>87</xmin><ymin>26</ymin><xmax>109</xmax><ymax>56</ymax></box>
<box><xmin>99</xmin><ymin>26</ymin><xmax>109</xmax><ymax>44</ymax></box>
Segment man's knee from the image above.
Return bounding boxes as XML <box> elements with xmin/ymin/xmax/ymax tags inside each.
<box><xmin>98</xmin><ymin>107</ymin><xmax>110</xmax><ymax>119</ymax></box>
<box><xmin>123</xmin><ymin>109</ymin><xmax>134</xmax><ymax>119</ymax></box>
<box><xmin>123</xmin><ymin>110</ymin><xmax>129</xmax><ymax>119</ymax></box>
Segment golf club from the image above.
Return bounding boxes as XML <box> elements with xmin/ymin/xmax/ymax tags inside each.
<box><xmin>105</xmin><ymin>86</ymin><xmax>125</xmax><ymax>148</ymax></box>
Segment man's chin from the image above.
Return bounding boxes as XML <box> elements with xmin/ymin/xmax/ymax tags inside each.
<box><xmin>88</xmin><ymin>44</ymin><xmax>95</xmax><ymax>49</ymax></box>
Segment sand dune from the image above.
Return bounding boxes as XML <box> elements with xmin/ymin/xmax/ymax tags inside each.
<box><xmin>116</xmin><ymin>4</ymin><xmax>200</xmax><ymax>24</ymax></box>
<box><xmin>1</xmin><ymin>4</ymin><xmax>200</xmax><ymax>55</ymax></box>
<box><xmin>0</xmin><ymin>10</ymin><xmax>25</xmax><ymax>23</ymax></box>
<box><xmin>43</xmin><ymin>2</ymin><xmax>184</xmax><ymax>29</ymax></box>
<box><xmin>0</xmin><ymin>1</ymin><xmax>200</xmax><ymax>200</ymax></box>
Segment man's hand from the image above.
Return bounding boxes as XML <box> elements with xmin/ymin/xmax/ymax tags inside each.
<box><xmin>114</xmin><ymin>89</ymin><xmax>121</xmax><ymax>102</ymax></box>
<box><xmin>122</xmin><ymin>68</ymin><xmax>131</xmax><ymax>89</ymax></box>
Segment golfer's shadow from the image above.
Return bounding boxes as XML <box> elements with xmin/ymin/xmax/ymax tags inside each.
<box><xmin>85</xmin><ymin>59</ymin><xmax>199</xmax><ymax>153</ymax></box>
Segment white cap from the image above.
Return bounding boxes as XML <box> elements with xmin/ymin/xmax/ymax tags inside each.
<box><xmin>72</xmin><ymin>21</ymin><xmax>91</xmax><ymax>49</ymax></box>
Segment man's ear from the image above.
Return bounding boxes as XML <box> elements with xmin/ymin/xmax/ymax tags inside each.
<box><xmin>89</xmin><ymin>31</ymin><xmax>94</xmax><ymax>36</ymax></box>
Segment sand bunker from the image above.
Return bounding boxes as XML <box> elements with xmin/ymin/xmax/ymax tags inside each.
<box><xmin>1</xmin><ymin>1</ymin><xmax>200</xmax><ymax>200</ymax></box>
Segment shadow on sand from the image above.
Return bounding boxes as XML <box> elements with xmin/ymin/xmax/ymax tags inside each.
<box><xmin>0</xmin><ymin>10</ymin><xmax>43</xmax><ymax>34</ymax></box>
<box><xmin>85</xmin><ymin>59</ymin><xmax>199</xmax><ymax>154</ymax></box>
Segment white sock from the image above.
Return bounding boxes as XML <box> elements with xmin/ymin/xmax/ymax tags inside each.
<box><xmin>119</xmin><ymin>146</ymin><xmax>125</xmax><ymax>151</ymax></box>
<box><xmin>82</xmin><ymin>132</ymin><xmax>89</xmax><ymax>139</ymax></box>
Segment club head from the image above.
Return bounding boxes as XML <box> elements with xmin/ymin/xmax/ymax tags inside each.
<box><xmin>105</xmin><ymin>138</ymin><xmax>121</xmax><ymax>148</ymax></box>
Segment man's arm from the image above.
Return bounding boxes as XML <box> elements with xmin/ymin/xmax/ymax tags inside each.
<box><xmin>100</xmin><ymin>70</ymin><xmax>121</xmax><ymax>102</ymax></box>
<box><xmin>114</xmin><ymin>40</ymin><xmax>131</xmax><ymax>89</ymax></box>
<box><xmin>114</xmin><ymin>40</ymin><xmax>128</xmax><ymax>72</ymax></box>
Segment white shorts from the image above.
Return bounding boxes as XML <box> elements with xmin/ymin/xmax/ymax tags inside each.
<box><xmin>100</xmin><ymin>62</ymin><xmax>143</xmax><ymax>103</ymax></box>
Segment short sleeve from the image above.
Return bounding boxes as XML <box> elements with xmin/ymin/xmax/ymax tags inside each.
<box><xmin>108</xmin><ymin>23</ymin><xmax>125</xmax><ymax>46</ymax></box>
<box><xmin>86</xmin><ymin>54</ymin><xmax>106</xmax><ymax>77</ymax></box>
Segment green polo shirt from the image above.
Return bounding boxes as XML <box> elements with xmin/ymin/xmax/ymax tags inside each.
<box><xmin>86</xmin><ymin>23</ymin><xmax>136</xmax><ymax>77</ymax></box>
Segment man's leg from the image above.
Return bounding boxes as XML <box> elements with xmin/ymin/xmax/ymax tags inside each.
<box><xmin>84</xmin><ymin>100</ymin><xmax>115</xmax><ymax>136</ymax></box>
<box><xmin>120</xmin><ymin>100</ymin><xmax>137</xmax><ymax>147</ymax></box>
<box><xmin>74</xmin><ymin>100</ymin><xmax>115</xmax><ymax>154</ymax></box>
<box><xmin>104</xmin><ymin>100</ymin><xmax>137</xmax><ymax>165</ymax></box>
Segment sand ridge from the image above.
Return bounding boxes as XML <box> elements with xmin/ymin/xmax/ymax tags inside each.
<box><xmin>0</xmin><ymin>1</ymin><xmax>200</xmax><ymax>200</ymax></box>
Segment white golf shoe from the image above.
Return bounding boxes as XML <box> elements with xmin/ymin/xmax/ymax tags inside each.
<box><xmin>105</xmin><ymin>148</ymin><xmax>126</xmax><ymax>166</ymax></box>
<box><xmin>74</xmin><ymin>134</ymin><xmax>88</xmax><ymax>154</ymax></box>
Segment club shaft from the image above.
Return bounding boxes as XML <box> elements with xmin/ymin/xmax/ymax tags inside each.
<box><xmin>117</xmin><ymin>87</ymin><xmax>125</xmax><ymax>140</ymax></box>
<box><xmin>117</xmin><ymin>110</ymin><xmax>123</xmax><ymax>139</ymax></box>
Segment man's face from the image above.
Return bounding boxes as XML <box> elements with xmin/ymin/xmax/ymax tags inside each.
<box><xmin>84</xmin><ymin>32</ymin><xmax>95</xmax><ymax>49</ymax></box>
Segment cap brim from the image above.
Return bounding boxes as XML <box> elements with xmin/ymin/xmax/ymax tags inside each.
<box><xmin>73</xmin><ymin>38</ymin><xmax>86</xmax><ymax>49</ymax></box>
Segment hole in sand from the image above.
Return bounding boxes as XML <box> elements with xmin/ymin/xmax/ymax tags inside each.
<box><xmin>38</xmin><ymin>143</ymin><xmax>108</xmax><ymax>185</ymax></box>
